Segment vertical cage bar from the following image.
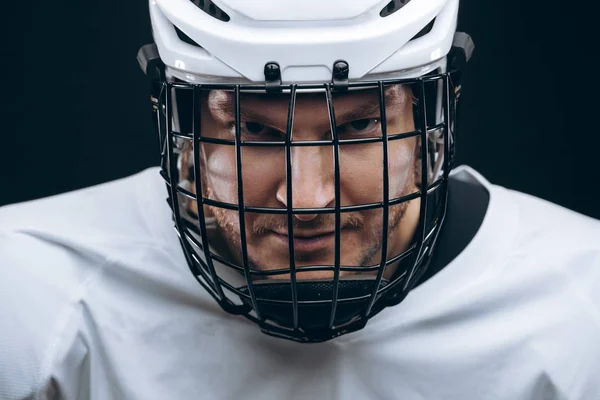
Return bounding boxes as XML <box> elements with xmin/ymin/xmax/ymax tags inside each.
<box><xmin>234</xmin><ymin>85</ymin><xmax>262</xmax><ymax>321</ymax></box>
<box><xmin>365</xmin><ymin>81</ymin><xmax>391</xmax><ymax>316</ymax></box>
<box><xmin>443</xmin><ymin>74</ymin><xmax>452</xmax><ymax>182</ymax></box>
<box><xmin>165</xmin><ymin>83</ymin><xmax>216</xmax><ymax>293</ymax></box>
<box><xmin>438</xmin><ymin>74</ymin><xmax>452</xmax><ymax>224</ymax></box>
<box><xmin>158</xmin><ymin>84</ymin><xmax>169</xmax><ymax>172</ymax></box>
<box><xmin>325</xmin><ymin>84</ymin><xmax>342</xmax><ymax>329</ymax></box>
<box><xmin>285</xmin><ymin>85</ymin><xmax>300</xmax><ymax>330</ymax></box>
<box><xmin>403</xmin><ymin>78</ymin><xmax>429</xmax><ymax>291</ymax></box>
<box><xmin>192</xmin><ymin>85</ymin><xmax>226</xmax><ymax>301</ymax></box>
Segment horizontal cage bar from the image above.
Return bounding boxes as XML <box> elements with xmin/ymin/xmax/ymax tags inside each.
<box><xmin>194</xmin><ymin>191</ymin><xmax>422</xmax><ymax>214</ymax></box>
<box><xmin>167</xmin><ymin>75</ymin><xmax>448</xmax><ymax>92</ymax></box>
<box><xmin>183</xmin><ymin>229</ymin><xmax>417</xmax><ymax>275</ymax></box>
<box><xmin>194</xmin><ymin>130</ymin><xmax>424</xmax><ymax>148</ymax></box>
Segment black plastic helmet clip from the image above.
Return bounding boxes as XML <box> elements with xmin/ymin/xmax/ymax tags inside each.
<box><xmin>332</xmin><ymin>60</ymin><xmax>349</xmax><ymax>91</ymax></box>
<box><xmin>137</xmin><ymin>43</ymin><xmax>165</xmax><ymax>81</ymax></box>
<box><xmin>449</xmin><ymin>32</ymin><xmax>475</xmax><ymax>71</ymax></box>
<box><xmin>264</xmin><ymin>62</ymin><xmax>283</xmax><ymax>93</ymax></box>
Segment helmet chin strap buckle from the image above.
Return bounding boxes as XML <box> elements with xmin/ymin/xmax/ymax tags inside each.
<box><xmin>332</xmin><ymin>60</ymin><xmax>350</xmax><ymax>91</ymax></box>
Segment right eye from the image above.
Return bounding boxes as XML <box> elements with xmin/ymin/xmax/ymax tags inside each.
<box><xmin>230</xmin><ymin>121</ymin><xmax>281</xmax><ymax>140</ymax></box>
<box><xmin>242</xmin><ymin>121</ymin><xmax>268</xmax><ymax>136</ymax></box>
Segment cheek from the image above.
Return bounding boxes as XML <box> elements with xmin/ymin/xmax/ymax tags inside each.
<box><xmin>388</xmin><ymin>139</ymin><xmax>416</xmax><ymax>195</ymax></box>
<box><xmin>241</xmin><ymin>149</ymin><xmax>286</xmax><ymax>205</ymax></box>
<box><xmin>204</xmin><ymin>145</ymin><xmax>238</xmax><ymax>202</ymax></box>
<box><xmin>204</xmin><ymin>146</ymin><xmax>285</xmax><ymax>205</ymax></box>
<box><xmin>339</xmin><ymin>139</ymin><xmax>415</xmax><ymax>204</ymax></box>
<box><xmin>339</xmin><ymin>144</ymin><xmax>384</xmax><ymax>204</ymax></box>
<box><xmin>387</xmin><ymin>113</ymin><xmax>417</xmax><ymax>194</ymax></box>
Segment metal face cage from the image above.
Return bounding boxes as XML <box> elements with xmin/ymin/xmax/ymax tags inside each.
<box><xmin>138</xmin><ymin>38</ymin><xmax>473</xmax><ymax>342</ymax></box>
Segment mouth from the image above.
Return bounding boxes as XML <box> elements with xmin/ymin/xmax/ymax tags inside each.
<box><xmin>271</xmin><ymin>230</ymin><xmax>337</xmax><ymax>253</ymax></box>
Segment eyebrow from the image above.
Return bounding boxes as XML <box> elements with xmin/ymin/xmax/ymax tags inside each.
<box><xmin>334</xmin><ymin>85</ymin><xmax>410</xmax><ymax>122</ymax></box>
<box><xmin>336</xmin><ymin>101</ymin><xmax>381</xmax><ymax>124</ymax></box>
<box><xmin>208</xmin><ymin>86</ymin><xmax>408</xmax><ymax>128</ymax></box>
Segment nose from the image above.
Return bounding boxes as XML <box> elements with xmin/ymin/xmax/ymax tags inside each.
<box><xmin>276</xmin><ymin>146</ymin><xmax>335</xmax><ymax>221</ymax></box>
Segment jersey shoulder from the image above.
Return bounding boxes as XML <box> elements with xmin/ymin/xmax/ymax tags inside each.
<box><xmin>0</xmin><ymin>168</ymin><xmax>172</xmax><ymax>399</ymax></box>
<box><xmin>505</xmin><ymin>186</ymin><xmax>600</xmax><ymax>257</ymax></box>
<box><xmin>0</xmin><ymin>229</ymin><xmax>97</xmax><ymax>399</ymax></box>
<box><xmin>491</xmin><ymin>185</ymin><xmax>600</xmax><ymax>399</ymax></box>
<box><xmin>0</xmin><ymin>167</ymin><xmax>168</xmax><ymax>245</ymax></box>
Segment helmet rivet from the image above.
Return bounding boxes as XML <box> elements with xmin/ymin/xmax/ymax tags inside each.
<box><xmin>333</xmin><ymin>61</ymin><xmax>349</xmax><ymax>79</ymax></box>
<box><xmin>264</xmin><ymin>62</ymin><xmax>280</xmax><ymax>80</ymax></box>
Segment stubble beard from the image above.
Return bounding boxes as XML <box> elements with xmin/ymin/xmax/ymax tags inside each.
<box><xmin>203</xmin><ymin>169</ymin><xmax>417</xmax><ymax>276</ymax></box>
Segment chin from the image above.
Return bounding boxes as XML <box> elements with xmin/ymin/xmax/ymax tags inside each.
<box><xmin>250</xmin><ymin>255</ymin><xmax>371</xmax><ymax>282</ymax></box>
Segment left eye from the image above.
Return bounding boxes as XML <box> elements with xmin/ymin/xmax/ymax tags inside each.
<box><xmin>233</xmin><ymin>121</ymin><xmax>281</xmax><ymax>140</ymax></box>
<box><xmin>242</xmin><ymin>121</ymin><xmax>268</xmax><ymax>135</ymax></box>
<box><xmin>338</xmin><ymin>118</ymin><xmax>380</xmax><ymax>135</ymax></box>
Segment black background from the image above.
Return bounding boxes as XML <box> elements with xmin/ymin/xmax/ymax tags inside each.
<box><xmin>1</xmin><ymin>0</ymin><xmax>598</xmax><ymax>219</ymax></box>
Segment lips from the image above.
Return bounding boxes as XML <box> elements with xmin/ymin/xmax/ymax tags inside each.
<box><xmin>271</xmin><ymin>230</ymin><xmax>337</xmax><ymax>252</ymax></box>
<box><xmin>273</xmin><ymin>229</ymin><xmax>335</xmax><ymax>238</ymax></box>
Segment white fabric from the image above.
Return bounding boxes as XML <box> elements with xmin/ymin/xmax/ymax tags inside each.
<box><xmin>0</xmin><ymin>165</ymin><xmax>599</xmax><ymax>400</ymax></box>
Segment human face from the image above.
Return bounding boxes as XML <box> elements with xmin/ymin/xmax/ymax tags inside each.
<box><xmin>192</xmin><ymin>85</ymin><xmax>421</xmax><ymax>281</ymax></box>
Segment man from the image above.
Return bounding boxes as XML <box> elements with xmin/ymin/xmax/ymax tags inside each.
<box><xmin>1</xmin><ymin>0</ymin><xmax>599</xmax><ymax>399</ymax></box>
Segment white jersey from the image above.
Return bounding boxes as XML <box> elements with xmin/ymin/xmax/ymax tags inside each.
<box><xmin>0</xmin><ymin>166</ymin><xmax>599</xmax><ymax>400</ymax></box>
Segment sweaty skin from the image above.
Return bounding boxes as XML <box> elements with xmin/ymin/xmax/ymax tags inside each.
<box><xmin>179</xmin><ymin>85</ymin><xmax>422</xmax><ymax>281</ymax></box>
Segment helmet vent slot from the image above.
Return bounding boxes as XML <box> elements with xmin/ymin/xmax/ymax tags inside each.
<box><xmin>190</xmin><ymin>0</ymin><xmax>231</xmax><ymax>22</ymax></box>
<box><xmin>174</xmin><ymin>26</ymin><xmax>203</xmax><ymax>48</ymax></box>
<box><xmin>379</xmin><ymin>0</ymin><xmax>412</xmax><ymax>18</ymax></box>
<box><xmin>410</xmin><ymin>18</ymin><xmax>436</xmax><ymax>41</ymax></box>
